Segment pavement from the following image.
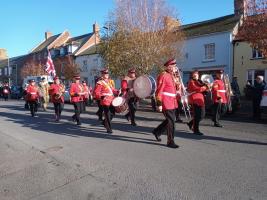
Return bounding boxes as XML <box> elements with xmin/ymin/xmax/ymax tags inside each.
<box><xmin>0</xmin><ymin>100</ymin><xmax>266</xmax><ymax>200</ymax></box>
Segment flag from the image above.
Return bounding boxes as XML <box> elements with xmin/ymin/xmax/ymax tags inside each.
<box><xmin>45</xmin><ymin>49</ymin><xmax>56</xmax><ymax>77</ymax></box>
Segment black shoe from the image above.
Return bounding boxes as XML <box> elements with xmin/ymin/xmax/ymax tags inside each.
<box><xmin>175</xmin><ymin>118</ymin><xmax>183</xmax><ymax>123</ymax></box>
<box><xmin>77</xmin><ymin>122</ymin><xmax>82</xmax><ymax>125</ymax></box>
<box><xmin>167</xmin><ymin>143</ymin><xmax>179</xmax><ymax>148</ymax></box>
<box><xmin>107</xmin><ymin>130</ymin><xmax>113</xmax><ymax>134</ymax></box>
<box><xmin>193</xmin><ymin>131</ymin><xmax>203</xmax><ymax>136</ymax></box>
<box><xmin>131</xmin><ymin>121</ymin><xmax>137</xmax><ymax>126</ymax></box>
<box><xmin>214</xmin><ymin>123</ymin><xmax>223</xmax><ymax>128</ymax></box>
<box><xmin>152</xmin><ymin>130</ymin><xmax>161</xmax><ymax>142</ymax></box>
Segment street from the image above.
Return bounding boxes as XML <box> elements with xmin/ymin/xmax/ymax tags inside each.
<box><xmin>0</xmin><ymin>100</ymin><xmax>266</xmax><ymax>200</ymax></box>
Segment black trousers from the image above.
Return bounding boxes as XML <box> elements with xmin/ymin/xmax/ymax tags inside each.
<box><xmin>153</xmin><ymin>109</ymin><xmax>175</xmax><ymax>144</ymax></box>
<box><xmin>103</xmin><ymin>105</ymin><xmax>112</xmax><ymax>132</ymax></box>
<box><xmin>73</xmin><ymin>102</ymin><xmax>83</xmax><ymax>123</ymax></box>
<box><xmin>252</xmin><ymin>98</ymin><xmax>262</xmax><ymax>119</ymax></box>
<box><xmin>82</xmin><ymin>99</ymin><xmax>88</xmax><ymax>112</ymax></box>
<box><xmin>54</xmin><ymin>102</ymin><xmax>64</xmax><ymax>117</ymax></box>
<box><xmin>212</xmin><ymin>102</ymin><xmax>227</xmax><ymax>124</ymax></box>
<box><xmin>29</xmin><ymin>101</ymin><xmax>38</xmax><ymax>117</ymax></box>
<box><xmin>126</xmin><ymin>97</ymin><xmax>137</xmax><ymax>123</ymax></box>
<box><xmin>96</xmin><ymin>100</ymin><xmax>103</xmax><ymax>120</ymax></box>
<box><xmin>188</xmin><ymin>104</ymin><xmax>205</xmax><ymax>133</ymax></box>
<box><xmin>3</xmin><ymin>94</ymin><xmax>8</xmax><ymax>101</ymax></box>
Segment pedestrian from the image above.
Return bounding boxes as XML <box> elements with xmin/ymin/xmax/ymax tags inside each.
<box><xmin>152</xmin><ymin>58</ymin><xmax>179</xmax><ymax>148</ymax></box>
<box><xmin>38</xmin><ymin>77</ymin><xmax>50</xmax><ymax>111</ymax></box>
<box><xmin>247</xmin><ymin>75</ymin><xmax>266</xmax><ymax>120</ymax></box>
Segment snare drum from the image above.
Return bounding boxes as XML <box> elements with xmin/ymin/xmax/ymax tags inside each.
<box><xmin>112</xmin><ymin>96</ymin><xmax>128</xmax><ymax>113</ymax></box>
<box><xmin>133</xmin><ymin>75</ymin><xmax>156</xmax><ymax>98</ymax></box>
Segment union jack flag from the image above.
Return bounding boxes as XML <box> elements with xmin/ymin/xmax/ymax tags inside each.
<box><xmin>45</xmin><ymin>49</ymin><xmax>56</xmax><ymax>77</ymax></box>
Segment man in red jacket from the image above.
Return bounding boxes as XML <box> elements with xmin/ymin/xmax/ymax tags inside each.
<box><xmin>94</xmin><ymin>68</ymin><xmax>118</xmax><ymax>133</ymax></box>
<box><xmin>25</xmin><ymin>79</ymin><xmax>40</xmax><ymax>117</ymax></box>
<box><xmin>70</xmin><ymin>75</ymin><xmax>84</xmax><ymax>125</ymax></box>
<box><xmin>212</xmin><ymin>70</ymin><xmax>228</xmax><ymax>127</ymax></box>
<box><xmin>49</xmin><ymin>76</ymin><xmax>65</xmax><ymax>122</ymax></box>
<box><xmin>187</xmin><ymin>71</ymin><xmax>209</xmax><ymax>135</ymax></box>
<box><xmin>121</xmin><ymin>68</ymin><xmax>137</xmax><ymax>126</ymax></box>
<box><xmin>152</xmin><ymin>58</ymin><xmax>179</xmax><ymax>148</ymax></box>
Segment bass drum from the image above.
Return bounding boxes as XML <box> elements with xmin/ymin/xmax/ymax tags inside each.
<box><xmin>133</xmin><ymin>75</ymin><xmax>156</xmax><ymax>98</ymax></box>
<box><xmin>112</xmin><ymin>96</ymin><xmax>128</xmax><ymax>113</ymax></box>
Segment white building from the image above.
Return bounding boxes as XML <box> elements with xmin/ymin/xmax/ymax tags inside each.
<box><xmin>178</xmin><ymin>14</ymin><xmax>241</xmax><ymax>83</ymax></box>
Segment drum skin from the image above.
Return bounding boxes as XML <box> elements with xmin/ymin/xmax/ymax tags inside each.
<box><xmin>133</xmin><ymin>75</ymin><xmax>156</xmax><ymax>98</ymax></box>
<box><xmin>112</xmin><ymin>97</ymin><xmax>128</xmax><ymax>113</ymax></box>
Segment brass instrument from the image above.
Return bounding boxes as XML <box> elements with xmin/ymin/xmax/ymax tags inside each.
<box><xmin>174</xmin><ymin>67</ymin><xmax>192</xmax><ymax>119</ymax></box>
<box><xmin>55</xmin><ymin>84</ymin><xmax>65</xmax><ymax>100</ymax></box>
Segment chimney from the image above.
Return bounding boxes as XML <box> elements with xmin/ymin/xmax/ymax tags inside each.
<box><xmin>234</xmin><ymin>0</ymin><xmax>245</xmax><ymax>16</ymax></box>
<box><xmin>0</xmin><ymin>48</ymin><xmax>8</xmax><ymax>60</ymax></box>
<box><xmin>93</xmin><ymin>22</ymin><xmax>100</xmax><ymax>34</ymax></box>
<box><xmin>45</xmin><ymin>31</ymin><xmax>53</xmax><ymax>40</ymax></box>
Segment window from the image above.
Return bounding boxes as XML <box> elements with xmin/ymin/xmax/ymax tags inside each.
<box><xmin>204</xmin><ymin>43</ymin><xmax>215</xmax><ymax>61</ymax></box>
<box><xmin>252</xmin><ymin>49</ymin><xmax>263</xmax><ymax>59</ymax></box>
<box><xmin>247</xmin><ymin>69</ymin><xmax>266</xmax><ymax>85</ymax></box>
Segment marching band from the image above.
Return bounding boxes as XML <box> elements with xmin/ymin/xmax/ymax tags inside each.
<box><xmin>18</xmin><ymin>58</ymin><xmax>236</xmax><ymax>149</ymax></box>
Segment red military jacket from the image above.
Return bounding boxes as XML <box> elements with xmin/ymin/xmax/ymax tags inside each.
<box><xmin>49</xmin><ymin>83</ymin><xmax>65</xmax><ymax>103</ymax></box>
<box><xmin>212</xmin><ymin>79</ymin><xmax>227</xmax><ymax>104</ymax></box>
<box><xmin>121</xmin><ymin>76</ymin><xmax>136</xmax><ymax>98</ymax></box>
<box><xmin>70</xmin><ymin>83</ymin><xmax>84</xmax><ymax>103</ymax></box>
<box><xmin>94</xmin><ymin>78</ymin><xmax>118</xmax><ymax>106</ymax></box>
<box><xmin>26</xmin><ymin>85</ymin><xmax>39</xmax><ymax>102</ymax></box>
<box><xmin>156</xmin><ymin>71</ymin><xmax>178</xmax><ymax>110</ymax></box>
<box><xmin>187</xmin><ymin>79</ymin><xmax>208</xmax><ymax>107</ymax></box>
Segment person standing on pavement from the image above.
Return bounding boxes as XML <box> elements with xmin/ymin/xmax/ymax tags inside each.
<box><xmin>121</xmin><ymin>68</ymin><xmax>138</xmax><ymax>126</ymax></box>
<box><xmin>152</xmin><ymin>58</ymin><xmax>179</xmax><ymax>149</ymax></box>
<box><xmin>247</xmin><ymin>75</ymin><xmax>266</xmax><ymax>120</ymax></box>
<box><xmin>81</xmin><ymin>81</ymin><xmax>89</xmax><ymax>112</ymax></box>
<box><xmin>211</xmin><ymin>70</ymin><xmax>228</xmax><ymax>127</ymax></box>
<box><xmin>25</xmin><ymin>80</ymin><xmax>40</xmax><ymax>117</ymax></box>
<box><xmin>49</xmin><ymin>76</ymin><xmax>65</xmax><ymax>122</ymax></box>
<box><xmin>70</xmin><ymin>75</ymin><xmax>84</xmax><ymax>125</ymax></box>
<box><xmin>187</xmin><ymin>70</ymin><xmax>209</xmax><ymax>135</ymax></box>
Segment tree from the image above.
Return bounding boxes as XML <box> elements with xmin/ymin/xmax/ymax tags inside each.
<box><xmin>53</xmin><ymin>55</ymin><xmax>80</xmax><ymax>81</ymax></box>
<box><xmin>237</xmin><ymin>0</ymin><xmax>267</xmax><ymax>56</ymax></box>
<box><xmin>20</xmin><ymin>60</ymin><xmax>45</xmax><ymax>78</ymax></box>
<box><xmin>100</xmin><ymin>0</ymin><xmax>184</xmax><ymax>77</ymax></box>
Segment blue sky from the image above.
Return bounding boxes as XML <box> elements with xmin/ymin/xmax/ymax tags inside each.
<box><xmin>0</xmin><ymin>0</ymin><xmax>234</xmax><ymax>57</ymax></box>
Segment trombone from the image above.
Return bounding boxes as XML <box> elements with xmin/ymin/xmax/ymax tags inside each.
<box><xmin>174</xmin><ymin>67</ymin><xmax>191</xmax><ymax>119</ymax></box>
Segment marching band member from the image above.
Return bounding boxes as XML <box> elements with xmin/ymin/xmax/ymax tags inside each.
<box><xmin>187</xmin><ymin>70</ymin><xmax>209</xmax><ymax>135</ymax></box>
<box><xmin>174</xmin><ymin>69</ymin><xmax>183</xmax><ymax>123</ymax></box>
<box><xmin>94</xmin><ymin>76</ymin><xmax>104</xmax><ymax>121</ymax></box>
<box><xmin>49</xmin><ymin>76</ymin><xmax>65</xmax><ymax>122</ymax></box>
<box><xmin>25</xmin><ymin>79</ymin><xmax>40</xmax><ymax>117</ymax></box>
<box><xmin>94</xmin><ymin>68</ymin><xmax>118</xmax><ymax>133</ymax></box>
<box><xmin>1</xmin><ymin>82</ymin><xmax>11</xmax><ymax>101</ymax></box>
<box><xmin>212</xmin><ymin>70</ymin><xmax>228</xmax><ymax>127</ymax></box>
<box><xmin>82</xmin><ymin>81</ymin><xmax>89</xmax><ymax>112</ymax></box>
<box><xmin>152</xmin><ymin>58</ymin><xmax>179</xmax><ymax>148</ymax></box>
<box><xmin>38</xmin><ymin>77</ymin><xmax>50</xmax><ymax>111</ymax></box>
<box><xmin>121</xmin><ymin>68</ymin><xmax>137</xmax><ymax>126</ymax></box>
<box><xmin>70</xmin><ymin>75</ymin><xmax>84</xmax><ymax>125</ymax></box>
